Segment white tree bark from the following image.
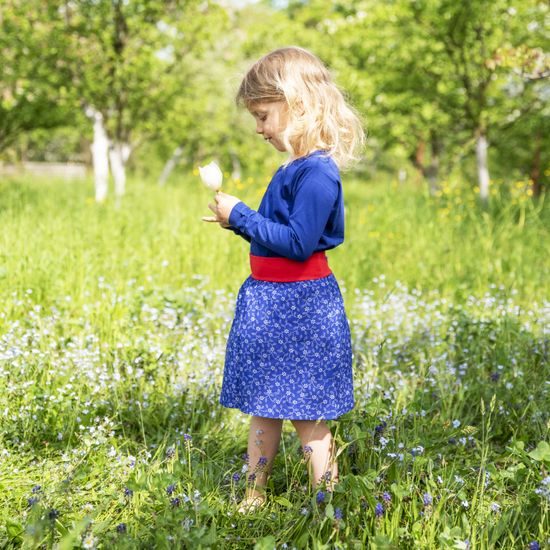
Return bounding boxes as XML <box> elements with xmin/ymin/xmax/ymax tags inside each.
<box><xmin>109</xmin><ymin>142</ymin><xmax>131</xmax><ymax>197</ymax></box>
<box><xmin>86</xmin><ymin>107</ymin><xmax>110</xmax><ymax>202</ymax></box>
<box><xmin>475</xmin><ymin>132</ymin><xmax>490</xmax><ymax>203</ymax></box>
<box><xmin>158</xmin><ymin>144</ymin><xmax>184</xmax><ymax>186</ymax></box>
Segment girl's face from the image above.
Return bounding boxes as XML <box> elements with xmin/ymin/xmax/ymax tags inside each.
<box><xmin>248</xmin><ymin>101</ymin><xmax>289</xmax><ymax>152</ymax></box>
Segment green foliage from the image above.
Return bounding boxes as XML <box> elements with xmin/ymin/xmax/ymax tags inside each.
<box><xmin>0</xmin><ymin>175</ymin><xmax>548</xmax><ymax>548</ymax></box>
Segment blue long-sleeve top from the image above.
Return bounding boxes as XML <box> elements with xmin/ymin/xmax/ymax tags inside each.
<box><xmin>226</xmin><ymin>150</ymin><xmax>345</xmax><ymax>261</ymax></box>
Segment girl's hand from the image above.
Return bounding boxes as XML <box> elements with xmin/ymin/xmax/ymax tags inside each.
<box><xmin>204</xmin><ymin>191</ymin><xmax>241</xmax><ymax>225</ymax></box>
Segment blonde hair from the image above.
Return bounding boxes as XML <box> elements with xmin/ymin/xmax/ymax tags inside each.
<box><xmin>236</xmin><ymin>46</ymin><xmax>365</xmax><ymax>170</ymax></box>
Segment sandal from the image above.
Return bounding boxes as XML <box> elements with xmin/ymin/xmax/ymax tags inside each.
<box><xmin>237</xmin><ymin>495</ymin><xmax>266</xmax><ymax>514</ymax></box>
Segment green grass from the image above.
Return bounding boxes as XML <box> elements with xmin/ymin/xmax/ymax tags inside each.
<box><xmin>0</xmin><ymin>174</ymin><xmax>548</xmax><ymax>549</ymax></box>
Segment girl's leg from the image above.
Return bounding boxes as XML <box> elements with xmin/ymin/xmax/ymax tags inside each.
<box><xmin>291</xmin><ymin>419</ymin><xmax>338</xmax><ymax>490</ymax></box>
<box><xmin>243</xmin><ymin>415</ymin><xmax>283</xmax><ymax>502</ymax></box>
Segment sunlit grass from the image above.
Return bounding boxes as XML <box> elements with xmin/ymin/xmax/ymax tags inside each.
<box><xmin>0</xmin><ymin>175</ymin><xmax>548</xmax><ymax>548</ymax></box>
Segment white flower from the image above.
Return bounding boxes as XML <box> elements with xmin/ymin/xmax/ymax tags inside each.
<box><xmin>198</xmin><ymin>161</ymin><xmax>223</xmax><ymax>191</ymax></box>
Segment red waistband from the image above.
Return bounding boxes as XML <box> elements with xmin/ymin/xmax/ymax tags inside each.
<box><xmin>250</xmin><ymin>251</ymin><xmax>332</xmax><ymax>282</ymax></box>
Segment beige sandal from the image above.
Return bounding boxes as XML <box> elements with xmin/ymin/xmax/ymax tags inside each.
<box><xmin>237</xmin><ymin>494</ymin><xmax>266</xmax><ymax>514</ymax></box>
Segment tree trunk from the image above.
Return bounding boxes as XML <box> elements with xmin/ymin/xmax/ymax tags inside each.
<box><xmin>530</xmin><ymin>130</ymin><xmax>542</xmax><ymax>198</ymax></box>
<box><xmin>158</xmin><ymin>144</ymin><xmax>184</xmax><ymax>186</ymax></box>
<box><xmin>109</xmin><ymin>142</ymin><xmax>131</xmax><ymax>197</ymax></box>
<box><xmin>475</xmin><ymin>130</ymin><xmax>490</xmax><ymax>204</ymax></box>
<box><xmin>425</xmin><ymin>131</ymin><xmax>441</xmax><ymax>195</ymax></box>
<box><xmin>230</xmin><ymin>151</ymin><xmax>242</xmax><ymax>181</ymax></box>
<box><xmin>86</xmin><ymin>107</ymin><xmax>110</xmax><ymax>203</ymax></box>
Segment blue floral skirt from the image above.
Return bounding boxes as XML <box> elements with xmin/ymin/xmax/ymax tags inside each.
<box><xmin>219</xmin><ymin>273</ymin><xmax>354</xmax><ymax>420</ymax></box>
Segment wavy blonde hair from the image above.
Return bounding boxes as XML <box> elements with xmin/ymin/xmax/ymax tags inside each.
<box><xmin>236</xmin><ymin>46</ymin><xmax>365</xmax><ymax>170</ymax></box>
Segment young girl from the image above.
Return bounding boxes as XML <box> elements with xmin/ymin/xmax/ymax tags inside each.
<box><xmin>202</xmin><ymin>46</ymin><xmax>364</xmax><ymax>513</ymax></box>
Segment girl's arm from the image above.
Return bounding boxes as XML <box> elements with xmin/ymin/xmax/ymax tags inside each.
<box><xmin>228</xmin><ymin>165</ymin><xmax>339</xmax><ymax>261</ymax></box>
<box><xmin>222</xmin><ymin>225</ymin><xmax>252</xmax><ymax>243</ymax></box>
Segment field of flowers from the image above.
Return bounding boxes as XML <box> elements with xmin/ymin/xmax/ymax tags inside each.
<box><xmin>0</xmin><ymin>175</ymin><xmax>548</xmax><ymax>549</ymax></box>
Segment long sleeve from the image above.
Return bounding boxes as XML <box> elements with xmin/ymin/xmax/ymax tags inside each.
<box><xmin>228</xmin><ymin>164</ymin><xmax>339</xmax><ymax>261</ymax></box>
<box><xmin>222</xmin><ymin>225</ymin><xmax>252</xmax><ymax>243</ymax></box>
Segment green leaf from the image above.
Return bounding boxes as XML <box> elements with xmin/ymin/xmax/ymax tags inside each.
<box><xmin>528</xmin><ymin>441</ymin><xmax>550</xmax><ymax>463</ymax></box>
<box><xmin>274</xmin><ymin>496</ymin><xmax>292</xmax><ymax>508</ymax></box>
<box><xmin>325</xmin><ymin>503</ymin><xmax>334</xmax><ymax>520</ymax></box>
<box><xmin>200</xmin><ymin>521</ymin><xmax>217</xmax><ymax>545</ymax></box>
<box><xmin>254</xmin><ymin>535</ymin><xmax>276</xmax><ymax>550</ymax></box>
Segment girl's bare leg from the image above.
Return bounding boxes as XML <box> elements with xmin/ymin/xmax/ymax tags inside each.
<box><xmin>243</xmin><ymin>415</ymin><xmax>283</xmax><ymax>502</ymax></box>
<box><xmin>291</xmin><ymin>419</ymin><xmax>338</xmax><ymax>490</ymax></box>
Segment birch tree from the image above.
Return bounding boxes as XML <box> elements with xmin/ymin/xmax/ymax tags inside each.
<box><xmin>61</xmin><ymin>0</ymin><xmax>226</xmax><ymax>200</ymax></box>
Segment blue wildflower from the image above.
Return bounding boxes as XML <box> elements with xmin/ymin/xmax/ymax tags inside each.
<box><xmin>170</xmin><ymin>497</ymin><xmax>181</xmax><ymax>507</ymax></box>
<box><xmin>375</xmin><ymin>502</ymin><xmax>384</xmax><ymax>518</ymax></box>
<box><xmin>183</xmin><ymin>433</ymin><xmax>192</xmax><ymax>442</ymax></box>
<box><xmin>374</xmin><ymin>421</ymin><xmax>387</xmax><ymax>435</ymax></box>
<box><xmin>382</xmin><ymin>491</ymin><xmax>391</xmax><ymax>503</ymax></box>
<box><xmin>48</xmin><ymin>509</ymin><xmax>59</xmax><ymax>520</ymax></box>
<box><xmin>116</xmin><ymin>523</ymin><xmax>127</xmax><ymax>534</ymax></box>
<box><xmin>316</xmin><ymin>491</ymin><xmax>326</xmax><ymax>504</ymax></box>
<box><xmin>31</xmin><ymin>485</ymin><xmax>41</xmax><ymax>494</ymax></box>
<box><xmin>423</xmin><ymin>493</ymin><xmax>433</xmax><ymax>506</ymax></box>
<box><xmin>27</xmin><ymin>497</ymin><xmax>39</xmax><ymax>507</ymax></box>
<box><xmin>528</xmin><ymin>542</ymin><xmax>540</xmax><ymax>550</ymax></box>
<box><xmin>334</xmin><ymin>507</ymin><xmax>343</xmax><ymax>520</ymax></box>
<box><xmin>165</xmin><ymin>447</ymin><xmax>175</xmax><ymax>458</ymax></box>
<box><xmin>232</xmin><ymin>472</ymin><xmax>241</xmax><ymax>482</ymax></box>
<box><xmin>124</xmin><ymin>487</ymin><xmax>133</xmax><ymax>498</ymax></box>
<box><xmin>166</xmin><ymin>484</ymin><xmax>176</xmax><ymax>496</ymax></box>
<box><xmin>257</xmin><ymin>456</ymin><xmax>268</xmax><ymax>467</ymax></box>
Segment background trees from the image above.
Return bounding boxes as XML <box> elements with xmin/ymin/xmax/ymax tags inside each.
<box><xmin>1</xmin><ymin>0</ymin><xmax>548</xmax><ymax>200</ymax></box>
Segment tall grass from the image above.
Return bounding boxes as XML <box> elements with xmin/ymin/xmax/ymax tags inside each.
<box><xmin>0</xmin><ymin>174</ymin><xmax>548</xmax><ymax>549</ymax></box>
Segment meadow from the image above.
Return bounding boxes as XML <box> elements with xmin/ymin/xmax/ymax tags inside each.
<box><xmin>0</xmin><ymin>173</ymin><xmax>548</xmax><ymax>549</ymax></box>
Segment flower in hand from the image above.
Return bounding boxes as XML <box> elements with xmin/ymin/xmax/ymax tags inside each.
<box><xmin>202</xmin><ymin>191</ymin><xmax>242</xmax><ymax>227</ymax></box>
<box><xmin>198</xmin><ymin>161</ymin><xmax>223</xmax><ymax>192</ymax></box>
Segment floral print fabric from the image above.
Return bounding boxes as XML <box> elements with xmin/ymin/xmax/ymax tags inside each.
<box><xmin>219</xmin><ymin>273</ymin><xmax>354</xmax><ymax>420</ymax></box>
